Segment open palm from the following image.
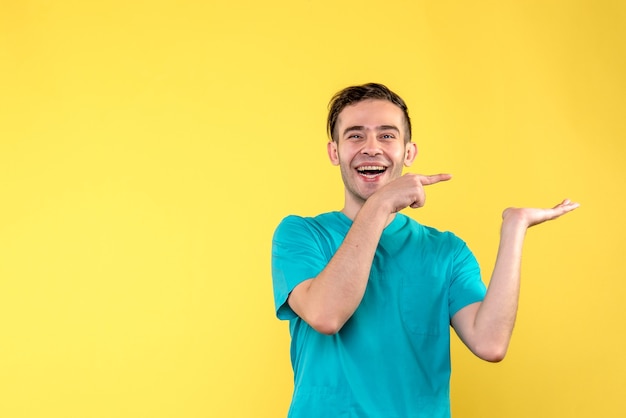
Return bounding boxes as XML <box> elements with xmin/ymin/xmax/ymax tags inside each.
<box><xmin>503</xmin><ymin>199</ymin><xmax>580</xmax><ymax>228</ymax></box>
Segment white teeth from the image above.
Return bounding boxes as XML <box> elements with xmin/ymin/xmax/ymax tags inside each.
<box><xmin>356</xmin><ymin>166</ymin><xmax>386</xmax><ymax>178</ymax></box>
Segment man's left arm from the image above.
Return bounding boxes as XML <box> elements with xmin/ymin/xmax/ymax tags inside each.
<box><xmin>451</xmin><ymin>199</ymin><xmax>579</xmax><ymax>362</ymax></box>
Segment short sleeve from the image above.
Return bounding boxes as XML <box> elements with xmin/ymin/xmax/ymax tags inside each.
<box><xmin>448</xmin><ymin>238</ymin><xmax>486</xmax><ymax>318</ymax></box>
<box><xmin>271</xmin><ymin>215</ymin><xmax>330</xmax><ymax>320</ymax></box>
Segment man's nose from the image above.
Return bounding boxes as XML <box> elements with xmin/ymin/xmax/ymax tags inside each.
<box><xmin>361</xmin><ymin>135</ymin><xmax>382</xmax><ymax>156</ymax></box>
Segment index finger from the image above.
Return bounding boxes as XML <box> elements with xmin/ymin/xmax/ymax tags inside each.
<box><xmin>419</xmin><ymin>173</ymin><xmax>453</xmax><ymax>186</ymax></box>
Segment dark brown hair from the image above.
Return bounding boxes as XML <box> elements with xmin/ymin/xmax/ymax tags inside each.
<box><xmin>327</xmin><ymin>83</ymin><xmax>412</xmax><ymax>143</ymax></box>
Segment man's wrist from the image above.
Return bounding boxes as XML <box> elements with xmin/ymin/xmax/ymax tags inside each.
<box><xmin>357</xmin><ymin>196</ymin><xmax>395</xmax><ymax>227</ymax></box>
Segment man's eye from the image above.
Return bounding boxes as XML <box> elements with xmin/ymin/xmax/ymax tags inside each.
<box><xmin>381</xmin><ymin>134</ymin><xmax>395</xmax><ymax>139</ymax></box>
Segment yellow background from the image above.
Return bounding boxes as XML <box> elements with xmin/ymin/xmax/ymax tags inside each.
<box><xmin>1</xmin><ymin>1</ymin><xmax>624</xmax><ymax>417</ymax></box>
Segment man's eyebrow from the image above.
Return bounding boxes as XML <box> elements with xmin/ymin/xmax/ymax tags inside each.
<box><xmin>377</xmin><ymin>125</ymin><xmax>400</xmax><ymax>132</ymax></box>
<box><xmin>342</xmin><ymin>125</ymin><xmax>400</xmax><ymax>135</ymax></box>
<box><xmin>342</xmin><ymin>125</ymin><xmax>366</xmax><ymax>135</ymax></box>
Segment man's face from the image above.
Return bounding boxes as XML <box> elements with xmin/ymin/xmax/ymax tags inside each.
<box><xmin>328</xmin><ymin>99</ymin><xmax>417</xmax><ymax>208</ymax></box>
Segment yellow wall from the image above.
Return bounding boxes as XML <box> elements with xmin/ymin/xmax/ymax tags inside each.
<box><xmin>1</xmin><ymin>1</ymin><xmax>624</xmax><ymax>417</ymax></box>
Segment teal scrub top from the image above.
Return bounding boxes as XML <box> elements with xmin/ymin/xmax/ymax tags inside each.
<box><xmin>272</xmin><ymin>212</ymin><xmax>486</xmax><ymax>418</ymax></box>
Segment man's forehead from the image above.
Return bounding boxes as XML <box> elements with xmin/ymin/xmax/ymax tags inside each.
<box><xmin>337</xmin><ymin>99</ymin><xmax>406</xmax><ymax>129</ymax></box>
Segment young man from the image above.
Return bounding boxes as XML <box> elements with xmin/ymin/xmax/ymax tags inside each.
<box><xmin>271</xmin><ymin>83</ymin><xmax>578</xmax><ymax>417</ymax></box>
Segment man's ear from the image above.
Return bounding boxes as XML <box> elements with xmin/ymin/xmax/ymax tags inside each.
<box><xmin>404</xmin><ymin>142</ymin><xmax>418</xmax><ymax>167</ymax></box>
<box><xmin>327</xmin><ymin>141</ymin><xmax>340</xmax><ymax>166</ymax></box>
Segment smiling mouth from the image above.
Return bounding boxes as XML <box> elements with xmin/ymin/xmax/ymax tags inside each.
<box><xmin>356</xmin><ymin>165</ymin><xmax>387</xmax><ymax>178</ymax></box>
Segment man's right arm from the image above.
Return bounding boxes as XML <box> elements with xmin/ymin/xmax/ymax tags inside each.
<box><xmin>287</xmin><ymin>173</ymin><xmax>451</xmax><ymax>335</ymax></box>
<box><xmin>287</xmin><ymin>201</ymin><xmax>390</xmax><ymax>335</ymax></box>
